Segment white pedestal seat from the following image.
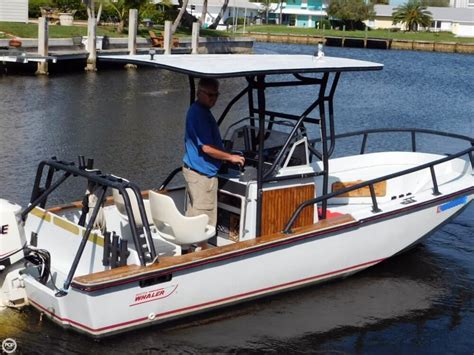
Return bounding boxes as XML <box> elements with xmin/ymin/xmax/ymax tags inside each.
<box><xmin>149</xmin><ymin>190</ymin><xmax>215</xmax><ymax>248</ymax></box>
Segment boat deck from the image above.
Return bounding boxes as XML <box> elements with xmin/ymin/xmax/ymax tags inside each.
<box><xmin>72</xmin><ymin>213</ymin><xmax>356</xmax><ymax>291</ymax></box>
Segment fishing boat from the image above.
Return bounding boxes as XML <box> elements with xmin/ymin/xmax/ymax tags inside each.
<box><xmin>1</xmin><ymin>54</ymin><xmax>472</xmax><ymax>337</ymax></box>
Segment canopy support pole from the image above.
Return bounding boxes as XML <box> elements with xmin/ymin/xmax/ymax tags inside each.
<box><xmin>256</xmin><ymin>75</ymin><xmax>266</xmax><ymax>237</ymax></box>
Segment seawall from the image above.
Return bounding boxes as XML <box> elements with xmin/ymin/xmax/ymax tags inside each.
<box><xmin>247</xmin><ymin>32</ymin><xmax>474</xmax><ymax>54</ymax></box>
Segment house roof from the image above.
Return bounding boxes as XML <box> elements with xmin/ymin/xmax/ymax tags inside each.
<box><xmin>99</xmin><ymin>54</ymin><xmax>383</xmax><ymax>78</ymax></box>
<box><xmin>374</xmin><ymin>5</ymin><xmax>474</xmax><ymax>23</ymax></box>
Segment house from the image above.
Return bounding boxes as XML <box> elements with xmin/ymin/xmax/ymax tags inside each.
<box><xmin>185</xmin><ymin>0</ymin><xmax>260</xmax><ymax>29</ymax></box>
<box><xmin>0</xmin><ymin>0</ymin><xmax>28</xmax><ymax>23</ymax></box>
<box><xmin>449</xmin><ymin>0</ymin><xmax>474</xmax><ymax>8</ymax></box>
<box><xmin>268</xmin><ymin>0</ymin><xmax>327</xmax><ymax>28</ymax></box>
<box><xmin>368</xmin><ymin>5</ymin><xmax>474</xmax><ymax>37</ymax></box>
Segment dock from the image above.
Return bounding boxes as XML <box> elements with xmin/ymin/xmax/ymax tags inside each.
<box><xmin>0</xmin><ymin>36</ymin><xmax>254</xmax><ymax>74</ymax></box>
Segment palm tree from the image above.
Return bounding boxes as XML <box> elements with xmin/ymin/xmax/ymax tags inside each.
<box><xmin>199</xmin><ymin>0</ymin><xmax>208</xmax><ymax>27</ymax></box>
<box><xmin>392</xmin><ymin>0</ymin><xmax>432</xmax><ymax>32</ymax></box>
<box><xmin>172</xmin><ymin>0</ymin><xmax>190</xmax><ymax>33</ymax></box>
<box><xmin>208</xmin><ymin>0</ymin><xmax>230</xmax><ymax>29</ymax></box>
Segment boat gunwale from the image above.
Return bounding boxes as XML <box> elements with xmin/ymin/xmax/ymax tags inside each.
<box><xmin>72</xmin><ymin>213</ymin><xmax>356</xmax><ymax>289</ymax></box>
<box><xmin>71</xmin><ymin>186</ymin><xmax>473</xmax><ymax>292</ymax></box>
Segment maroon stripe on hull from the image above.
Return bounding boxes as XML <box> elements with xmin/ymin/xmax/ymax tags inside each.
<box><xmin>29</xmin><ymin>258</ymin><xmax>385</xmax><ymax>335</ymax></box>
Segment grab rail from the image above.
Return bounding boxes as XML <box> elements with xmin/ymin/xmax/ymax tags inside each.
<box><xmin>283</xmin><ymin>144</ymin><xmax>474</xmax><ymax>234</ymax></box>
<box><xmin>309</xmin><ymin>128</ymin><xmax>474</xmax><ymax>167</ymax></box>
<box><xmin>159</xmin><ymin>167</ymin><xmax>182</xmax><ymax>191</ymax></box>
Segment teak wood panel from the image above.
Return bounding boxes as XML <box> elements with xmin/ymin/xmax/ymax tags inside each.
<box><xmin>332</xmin><ymin>180</ymin><xmax>387</xmax><ymax>198</ymax></box>
<box><xmin>73</xmin><ymin>213</ymin><xmax>355</xmax><ymax>287</ymax></box>
<box><xmin>261</xmin><ymin>184</ymin><xmax>315</xmax><ymax>236</ymax></box>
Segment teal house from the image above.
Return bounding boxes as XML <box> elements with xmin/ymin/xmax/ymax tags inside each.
<box><xmin>269</xmin><ymin>0</ymin><xmax>327</xmax><ymax>27</ymax></box>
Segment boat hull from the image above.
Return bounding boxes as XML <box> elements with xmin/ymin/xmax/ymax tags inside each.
<box><xmin>23</xmin><ymin>193</ymin><xmax>472</xmax><ymax>337</ymax></box>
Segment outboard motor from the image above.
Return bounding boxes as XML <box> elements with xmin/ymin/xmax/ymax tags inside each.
<box><xmin>0</xmin><ymin>199</ymin><xmax>27</xmax><ymax>270</ymax></box>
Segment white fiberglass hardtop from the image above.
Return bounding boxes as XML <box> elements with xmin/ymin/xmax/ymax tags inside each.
<box><xmin>100</xmin><ymin>54</ymin><xmax>383</xmax><ymax>77</ymax></box>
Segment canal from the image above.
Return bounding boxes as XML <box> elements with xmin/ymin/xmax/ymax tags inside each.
<box><xmin>0</xmin><ymin>43</ymin><xmax>473</xmax><ymax>354</ymax></box>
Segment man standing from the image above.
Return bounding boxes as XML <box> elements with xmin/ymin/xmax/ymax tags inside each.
<box><xmin>183</xmin><ymin>78</ymin><xmax>245</xmax><ymax>245</ymax></box>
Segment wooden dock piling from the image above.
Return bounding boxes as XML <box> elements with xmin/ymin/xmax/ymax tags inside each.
<box><xmin>36</xmin><ymin>17</ymin><xmax>48</xmax><ymax>75</ymax></box>
<box><xmin>85</xmin><ymin>0</ymin><xmax>97</xmax><ymax>72</ymax></box>
<box><xmin>128</xmin><ymin>9</ymin><xmax>138</xmax><ymax>55</ymax></box>
<box><xmin>191</xmin><ymin>22</ymin><xmax>199</xmax><ymax>54</ymax></box>
<box><xmin>164</xmin><ymin>21</ymin><xmax>172</xmax><ymax>55</ymax></box>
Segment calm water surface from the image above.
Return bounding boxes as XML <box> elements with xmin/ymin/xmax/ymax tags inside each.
<box><xmin>0</xmin><ymin>43</ymin><xmax>473</xmax><ymax>354</ymax></box>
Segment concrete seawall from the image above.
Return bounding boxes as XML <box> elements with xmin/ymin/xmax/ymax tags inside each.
<box><xmin>248</xmin><ymin>32</ymin><xmax>474</xmax><ymax>54</ymax></box>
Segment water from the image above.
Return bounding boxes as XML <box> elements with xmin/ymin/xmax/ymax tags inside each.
<box><xmin>0</xmin><ymin>43</ymin><xmax>473</xmax><ymax>354</ymax></box>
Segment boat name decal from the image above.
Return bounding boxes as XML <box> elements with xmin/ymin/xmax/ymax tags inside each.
<box><xmin>130</xmin><ymin>284</ymin><xmax>178</xmax><ymax>307</ymax></box>
<box><xmin>0</xmin><ymin>225</ymin><xmax>8</xmax><ymax>235</ymax></box>
<box><xmin>437</xmin><ymin>196</ymin><xmax>468</xmax><ymax>213</ymax></box>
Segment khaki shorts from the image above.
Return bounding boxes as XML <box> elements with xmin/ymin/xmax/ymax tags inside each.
<box><xmin>183</xmin><ymin>166</ymin><xmax>218</xmax><ymax>227</ymax></box>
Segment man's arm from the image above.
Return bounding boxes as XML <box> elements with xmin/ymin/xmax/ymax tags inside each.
<box><xmin>202</xmin><ymin>145</ymin><xmax>245</xmax><ymax>166</ymax></box>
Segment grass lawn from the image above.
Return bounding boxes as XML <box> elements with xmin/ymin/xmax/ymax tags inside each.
<box><xmin>0</xmin><ymin>22</ymin><xmax>125</xmax><ymax>38</ymax></box>
<box><xmin>244</xmin><ymin>25</ymin><xmax>474</xmax><ymax>43</ymax></box>
<box><xmin>0</xmin><ymin>21</ymin><xmax>232</xmax><ymax>39</ymax></box>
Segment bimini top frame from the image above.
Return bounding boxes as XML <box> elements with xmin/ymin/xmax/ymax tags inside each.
<box><xmin>100</xmin><ymin>54</ymin><xmax>383</xmax><ymax>236</ymax></box>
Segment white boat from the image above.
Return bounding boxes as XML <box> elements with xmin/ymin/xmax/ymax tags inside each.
<box><xmin>0</xmin><ymin>54</ymin><xmax>472</xmax><ymax>337</ymax></box>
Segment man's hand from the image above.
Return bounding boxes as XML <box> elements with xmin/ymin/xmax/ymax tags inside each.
<box><xmin>228</xmin><ymin>154</ymin><xmax>245</xmax><ymax>167</ymax></box>
<box><xmin>202</xmin><ymin>145</ymin><xmax>245</xmax><ymax>167</ymax></box>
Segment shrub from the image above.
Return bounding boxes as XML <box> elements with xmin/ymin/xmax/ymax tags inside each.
<box><xmin>29</xmin><ymin>0</ymin><xmax>54</xmax><ymax>18</ymax></box>
<box><xmin>53</xmin><ymin>0</ymin><xmax>82</xmax><ymax>12</ymax></box>
<box><xmin>224</xmin><ymin>17</ymin><xmax>246</xmax><ymax>25</ymax></box>
<box><xmin>316</xmin><ymin>18</ymin><xmax>331</xmax><ymax>29</ymax></box>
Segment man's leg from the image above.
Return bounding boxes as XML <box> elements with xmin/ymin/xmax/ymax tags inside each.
<box><xmin>183</xmin><ymin>168</ymin><xmax>218</xmax><ymax>249</ymax></box>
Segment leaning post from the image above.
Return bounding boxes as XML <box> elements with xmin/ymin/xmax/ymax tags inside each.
<box><xmin>164</xmin><ymin>21</ymin><xmax>172</xmax><ymax>55</ymax></box>
<box><xmin>36</xmin><ymin>16</ymin><xmax>49</xmax><ymax>75</ymax></box>
<box><xmin>191</xmin><ymin>22</ymin><xmax>199</xmax><ymax>54</ymax></box>
<box><xmin>128</xmin><ymin>9</ymin><xmax>138</xmax><ymax>55</ymax></box>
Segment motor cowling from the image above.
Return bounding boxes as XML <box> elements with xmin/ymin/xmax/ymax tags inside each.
<box><xmin>0</xmin><ymin>199</ymin><xmax>27</xmax><ymax>268</ymax></box>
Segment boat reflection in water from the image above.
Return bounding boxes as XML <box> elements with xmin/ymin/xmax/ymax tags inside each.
<box><xmin>141</xmin><ymin>245</ymin><xmax>463</xmax><ymax>352</ymax></box>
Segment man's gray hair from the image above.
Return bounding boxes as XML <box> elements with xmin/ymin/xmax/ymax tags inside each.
<box><xmin>198</xmin><ymin>78</ymin><xmax>219</xmax><ymax>90</ymax></box>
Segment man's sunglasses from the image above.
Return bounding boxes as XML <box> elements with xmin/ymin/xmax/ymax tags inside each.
<box><xmin>200</xmin><ymin>90</ymin><xmax>220</xmax><ymax>98</ymax></box>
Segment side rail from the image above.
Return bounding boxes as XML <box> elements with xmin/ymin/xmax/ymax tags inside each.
<box><xmin>283</xmin><ymin>144</ymin><xmax>474</xmax><ymax>234</ymax></box>
<box><xmin>309</xmin><ymin>128</ymin><xmax>474</xmax><ymax>167</ymax></box>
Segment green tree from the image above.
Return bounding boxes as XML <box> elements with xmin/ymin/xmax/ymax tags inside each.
<box><xmin>104</xmin><ymin>0</ymin><xmax>148</xmax><ymax>33</ymax></box>
<box><xmin>421</xmin><ymin>0</ymin><xmax>449</xmax><ymax>6</ymax></box>
<box><xmin>327</xmin><ymin>0</ymin><xmax>373</xmax><ymax>30</ymax></box>
<box><xmin>392</xmin><ymin>0</ymin><xmax>432</xmax><ymax>32</ymax></box>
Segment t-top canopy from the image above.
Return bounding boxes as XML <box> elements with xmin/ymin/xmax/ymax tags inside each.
<box><xmin>99</xmin><ymin>54</ymin><xmax>383</xmax><ymax>78</ymax></box>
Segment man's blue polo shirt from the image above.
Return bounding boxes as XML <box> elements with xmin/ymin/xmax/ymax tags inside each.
<box><xmin>183</xmin><ymin>101</ymin><xmax>224</xmax><ymax>177</ymax></box>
